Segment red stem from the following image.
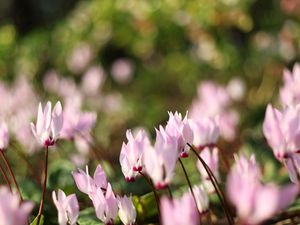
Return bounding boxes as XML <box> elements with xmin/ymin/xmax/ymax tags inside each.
<box><xmin>0</xmin><ymin>151</ymin><xmax>22</xmax><ymax>200</ymax></box>
<box><xmin>0</xmin><ymin>162</ymin><xmax>12</xmax><ymax>191</ymax></box>
<box><xmin>37</xmin><ymin>146</ymin><xmax>49</xmax><ymax>224</ymax></box>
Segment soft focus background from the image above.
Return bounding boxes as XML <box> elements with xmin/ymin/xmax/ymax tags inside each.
<box><xmin>0</xmin><ymin>0</ymin><xmax>300</xmax><ymax>224</ymax></box>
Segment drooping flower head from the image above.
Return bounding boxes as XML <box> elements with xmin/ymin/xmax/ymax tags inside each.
<box><xmin>119</xmin><ymin>129</ymin><xmax>150</xmax><ymax>182</ymax></box>
<box><xmin>192</xmin><ymin>185</ymin><xmax>209</xmax><ymax>214</ymax></box>
<box><xmin>161</xmin><ymin>192</ymin><xmax>199</xmax><ymax>225</ymax></box>
<box><xmin>144</xmin><ymin>127</ymin><xmax>178</xmax><ymax>189</ymax></box>
<box><xmin>117</xmin><ymin>195</ymin><xmax>136</xmax><ymax>225</ymax></box>
<box><xmin>52</xmin><ymin>189</ymin><xmax>79</xmax><ymax>225</ymax></box>
<box><xmin>31</xmin><ymin>101</ymin><xmax>63</xmax><ymax>147</ymax></box>
<box><xmin>0</xmin><ymin>122</ymin><xmax>9</xmax><ymax>150</ymax></box>
<box><xmin>0</xmin><ymin>186</ymin><xmax>34</xmax><ymax>225</ymax></box>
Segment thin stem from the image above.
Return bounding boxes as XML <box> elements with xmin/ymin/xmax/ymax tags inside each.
<box><xmin>166</xmin><ymin>185</ymin><xmax>173</xmax><ymax>199</ymax></box>
<box><xmin>0</xmin><ymin>163</ymin><xmax>12</xmax><ymax>191</ymax></box>
<box><xmin>37</xmin><ymin>146</ymin><xmax>49</xmax><ymax>224</ymax></box>
<box><xmin>138</xmin><ymin>171</ymin><xmax>161</xmax><ymax>220</ymax></box>
<box><xmin>188</xmin><ymin>143</ymin><xmax>234</xmax><ymax>225</ymax></box>
<box><xmin>178</xmin><ymin>158</ymin><xmax>197</xmax><ymax>208</ymax></box>
<box><xmin>0</xmin><ymin>151</ymin><xmax>22</xmax><ymax>200</ymax></box>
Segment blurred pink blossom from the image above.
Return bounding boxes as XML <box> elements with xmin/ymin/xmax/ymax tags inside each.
<box><xmin>111</xmin><ymin>58</ymin><xmax>134</xmax><ymax>84</ymax></box>
<box><xmin>43</xmin><ymin>70</ymin><xmax>60</xmax><ymax>93</ymax></box>
<box><xmin>0</xmin><ymin>186</ymin><xmax>34</xmax><ymax>225</ymax></box>
<box><xmin>67</xmin><ymin>44</ymin><xmax>93</xmax><ymax>73</ymax></box>
<box><xmin>0</xmin><ymin>122</ymin><xmax>9</xmax><ymax>150</ymax></box>
<box><xmin>192</xmin><ymin>185</ymin><xmax>209</xmax><ymax>213</ymax></box>
<box><xmin>81</xmin><ymin>65</ymin><xmax>106</xmax><ymax>96</ymax></box>
<box><xmin>161</xmin><ymin>192</ymin><xmax>199</xmax><ymax>225</ymax></box>
<box><xmin>144</xmin><ymin>127</ymin><xmax>178</xmax><ymax>189</ymax></box>
<box><xmin>31</xmin><ymin>101</ymin><xmax>63</xmax><ymax>147</ymax></box>
<box><xmin>117</xmin><ymin>195</ymin><xmax>136</xmax><ymax>225</ymax></box>
<box><xmin>119</xmin><ymin>129</ymin><xmax>151</xmax><ymax>182</ymax></box>
<box><xmin>52</xmin><ymin>189</ymin><xmax>79</xmax><ymax>225</ymax></box>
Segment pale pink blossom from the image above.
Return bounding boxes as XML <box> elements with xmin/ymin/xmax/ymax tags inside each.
<box><xmin>52</xmin><ymin>189</ymin><xmax>79</xmax><ymax>225</ymax></box>
<box><xmin>0</xmin><ymin>122</ymin><xmax>9</xmax><ymax>150</ymax></box>
<box><xmin>0</xmin><ymin>186</ymin><xmax>34</xmax><ymax>225</ymax></box>
<box><xmin>263</xmin><ymin>104</ymin><xmax>300</xmax><ymax>159</ymax></box>
<box><xmin>72</xmin><ymin>165</ymin><xmax>108</xmax><ymax>197</ymax></box>
<box><xmin>111</xmin><ymin>58</ymin><xmax>134</xmax><ymax>84</ymax></box>
<box><xmin>161</xmin><ymin>192</ymin><xmax>199</xmax><ymax>225</ymax></box>
<box><xmin>192</xmin><ymin>185</ymin><xmax>209</xmax><ymax>213</ymax></box>
<box><xmin>144</xmin><ymin>128</ymin><xmax>178</xmax><ymax>189</ymax></box>
<box><xmin>31</xmin><ymin>101</ymin><xmax>63</xmax><ymax>147</ymax></box>
<box><xmin>90</xmin><ymin>183</ymin><xmax>118</xmax><ymax>225</ymax></box>
<box><xmin>226</xmin><ymin>77</ymin><xmax>246</xmax><ymax>101</ymax></box>
<box><xmin>227</xmin><ymin>154</ymin><xmax>299</xmax><ymax>225</ymax></box>
<box><xmin>81</xmin><ymin>65</ymin><xmax>106</xmax><ymax>96</ymax></box>
<box><xmin>190</xmin><ymin>117</ymin><xmax>219</xmax><ymax>149</ymax></box>
<box><xmin>279</xmin><ymin>63</ymin><xmax>300</xmax><ymax>106</ymax></box>
<box><xmin>117</xmin><ymin>195</ymin><xmax>136</xmax><ymax>225</ymax></box>
<box><xmin>165</xmin><ymin>111</ymin><xmax>194</xmax><ymax>157</ymax></box>
<box><xmin>67</xmin><ymin>44</ymin><xmax>93</xmax><ymax>73</ymax></box>
<box><xmin>119</xmin><ymin>129</ymin><xmax>151</xmax><ymax>181</ymax></box>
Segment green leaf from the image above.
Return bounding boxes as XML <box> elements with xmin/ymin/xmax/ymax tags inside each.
<box><xmin>77</xmin><ymin>207</ymin><xmax>102</xmax><ymax>225</ymax></box>
<box><xmin>30</xmin><ymin>215</ymin><xmax>44</xmax><ymax>225</ymax></box>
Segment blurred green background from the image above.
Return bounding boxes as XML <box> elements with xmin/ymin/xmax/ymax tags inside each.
<box><xmin>0</xmin><ymin>0</ymin><xmax>300</xmax><ymax>224</ymax></box>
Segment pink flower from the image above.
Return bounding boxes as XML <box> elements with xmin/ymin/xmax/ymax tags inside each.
<box><xmin>165</xmin><ymin>112</ymin><xmax>194</xmax><ymax>157</ymax></box>
<box><xmin>197</xmin><ymin>147</ymin><xmax>220</xmax><ymax>180</ymax></box>
<box><xmin>279</xmin><ymin>63</ymin><xmax>300</xmax><ymax>106</ymax></box>
<box><xmin>0</xmin><ymin>122</ymin><xmax>9</xmax><ymax>150</ymax></box>
<box><xmin>81</xmin><ymin>65</ymin><xmax>106</xmax><ymax>96</ymax></box>
<box><xmin>263</xmin><ymin>104</ymin><xmax>300</xmax><ymax>159</ymax></box>
<box><xmin>31</xmin><ymin>101</ymin><xmax>63</xmax><ymax>147</ymax></box>
<box><xmin>227</xmin><ymin>154</ymin><xmax>299</xmax><ymax>225</ymax></box>
<box><xmin>119</xmin><ymin>129</ymin><xmax>151</xmax><ymax>181</ymax></box>
<box><xmin>192</xmin><ymin>185</ymin><xmax>209</xmax><ymax>213</ymax></box>
<box><xmin>143</xmin><ymin>127</ymin><xmax>178</xmax><ymax>189</ymax></box>
<box><xmin>161</xmin><ymin>193</ymin><xmax>199</xmax><ymax>225</ymax></box>
<box><xmin>52</xmin><ymin>189</ymin><xmax>79</xmax><ymax>225</ymax></box>
<box><xmin>111</xmin><ymin>58</ymin><xmax>134</xmax><ymax>84</ymax></box>
<box><xmin>117</xmin><ymin>195</ymin><xmax>136</xmax><ymax>225</ymax></box>
<box><xmin>190</xmin><ymin>117</ymin><xmax>219</xmax><ymax>149</ymax></box>
<box><xmin>72</xmin><ymin>165</ymin><xmax>108</xmax><ymax>197</ymax></box>
<box><xmin>90</xmin><ymin>183</ymin><xmax>118</xmax><ymax>225</ymax></box>
<box><xmin>0</xmin><ymin>186</ymin><xmax>34</xmax><ymax>225</ymax></box>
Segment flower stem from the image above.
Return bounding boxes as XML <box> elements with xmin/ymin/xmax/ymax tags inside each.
<box><xmin>178</xmin><ymin>158</ymin><xmax>198</xmax><ymax>209</ymax></box>
<box><xmin>37</xmin><ymin>146</ymin><xmax>49</xmax><ymax>224</ymax></box>
<box><xmin>188</xmin><ymin>143</ymin><xmax>234</xmax><ymax>225</ymax></box>
<box><xmin>166</xmin><ymin>185</ymin><xmax>173</xmax><ymax>199</ymax></box>
<box><xmin>138</xmin><ymin>171</ymin><xmax>161</xmax><ymax>220</ymax></box>
<box><xmin>0</xmin><ymin>162</ymin><xmax>12</xmax><ymax>191</ymax></box>
<box><xmin>0</xmin><ymin>151</ymin><xmax>22</xmax><ymax>200</ymax></box>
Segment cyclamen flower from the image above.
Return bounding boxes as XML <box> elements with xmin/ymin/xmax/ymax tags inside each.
<box><xmin>192</xmin><ymin>185</ymin><xmax>209</xmax><ymax>214</ymax></box>
<box><xmin>117</xmin><ymin>195</ymin><xmax>136</xmax><ymax>225</ymax></box>
<box><xmin>279</xmin><ymin>63</ymin><xmax>300</xmax><ymax>106</ymax></box>
<box><xmin>90</xmin><ymin>183</ymin><xmax>118</xmax><ymax>225</ymax></box>
<box><xmin>72</xmin><ymin>164</ymin><xmax>107</xmax><ymax>197</ymax></box>
<box><xmin>0</xmin><ymin>186</ymin><xmax>34</xmax><ymax>225</ymax></box>
<box><xmin>144</xmin><ymin>128</ymin><xmax>178</xmax><ymax>189</ymax></box>
<box><xmin>31</xmin><ymin>101</ymin><xmax>63</xmax><ymax>147</ymax></box>
<box><xmin>52</xmin><ymin>189</ymin><xmax>79</xmax><ymax>225</ymax></box>
<box><xmin>0</xmin><ymin>122</ymin><xmax>9</xmax><ymax>150</ymax></box>
<box><xmin>263</xmin><ymin>104</ymin><xmax>300</xmax><ymax>159</ymax></box>
<box><xmin>227</xmin><ymin>154</ymin><xmax>299</xmax><ymax>225</ymax></box>
<box><xmin>165</xmin><ymin>111</ymin><xmax>193</xmax><ymax>157</ymax></box>
<box><xmin>190</xmin><ymin>117</ymin><xmax>219</xmax><ymax>149</ymax></box>
<box><xmin>161</xmin><ymin>193</ymin><xmax>199</xmax><ymax>225</ymax></box>
<box><xmin>119</xmin><ymin>129</ymin><xmax>150</xmax><ymax>182</ymax></box>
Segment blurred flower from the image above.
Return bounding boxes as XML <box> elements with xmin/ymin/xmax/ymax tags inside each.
<box><xmin>119</xmin><ymin>129</ymin><xmax>150</xmax><ymax>182</ymax></box>
<box><xmin>67</xmin><ymin>43</ymin><xmax>93</xmax><ymax>73</ymax></box>
<box><xmin>280</xmin><ymin>63</ymin><xmax>300</xmax><ymax>106</ymax></box>
<box><xmin>43</xmin><ymin>70</ymin><xmax>60</xmax><ymax>93</ymax></box>
<box><xmin>192</xmin><ymin>185</ymin><xmax>209</xmax><ymax>213</ymax></box>
<box><xmin>0</xmin><ymin>186</ymin><xmax>34</xmax><ymax>225</ymax></box>
<box><xmin>0</xmin><ymin>122</ymin><xmax>9</xmax><ymax>150</ymax></box>
<box><xmin>90</xmin><ymin>183</ymin><xmax>118</xmax><ymax>225</ymax></box>
<box><xmin>190</xmin><ymin>117</ymin><xmax>219</xmax><ymax>149</ymax></box>
<box><xmin>31</xmin><ymin>101</ymin><xmax>63</xmax><ymax>147</ymax></box>
<box><xmin>81</xmin><ymin>65</ymin><xmax>106</xmax><ymax>96</ymax></box>
<box><xmin>165</xmin><ymin>111</ymin><xmax>193</xmax><ymax>157</ymax></box>
<box><xmin>144</xmin><ymin>127</ymin><xmax>178</xmax><ymax>189</ymax></box>
<box><xmin>161</xmin><ymin>193</ymin><xmax>199</xmax><ymax>225</ymax></box>
<box><xmin>227</xmin><ymin>154</ymin><xmax>298</xmax><ymax>225</ymax></box>
<box><xmin>227</xmin><ymin>77</ymin><xmax>246</xmax><ymax>101</ymax></box>
<box><xmin>72</xmin><ymin>165</ymin><xmax>108</xmax><ymax>197</ymax></box>
<box><xmin>117</xmin><ymin>195</ymin><xmax>136</xmax><ymax>225</ymax></box>
<box><xmin>111</xmin><ymin>58</ymin><xmax>134</xmax><ymax>84</ymax></box>
<box><xmin>52</xmin><ymin>189</ymin><xmax>79</xmax><ymax>225</ymax></box>
<box><xmin>263</xmin><ymin>104</ymin><xmax>300</xmax><ymax>159</ymax></box>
